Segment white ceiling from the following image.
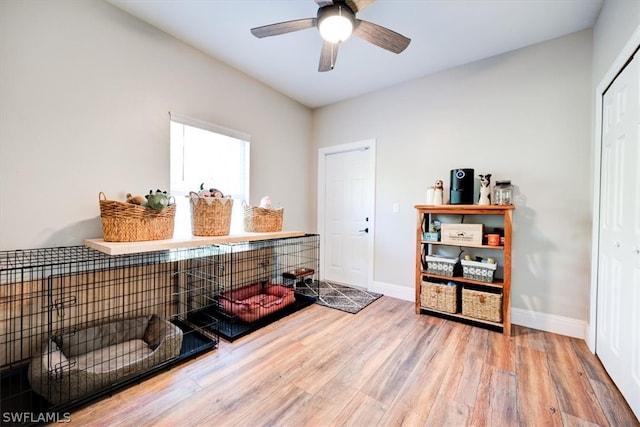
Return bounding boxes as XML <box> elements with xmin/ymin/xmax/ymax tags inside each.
<box><xmin>108</xmin><ymin>0</ymin><xmax>603</xmax><ymax>108</ymax></box>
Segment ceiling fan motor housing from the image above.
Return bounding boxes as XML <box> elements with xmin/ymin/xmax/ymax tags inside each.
<box><xmin>317</xmin><ymin>3</ymin><xmax>356</xmax><ymax>43</ymax></box>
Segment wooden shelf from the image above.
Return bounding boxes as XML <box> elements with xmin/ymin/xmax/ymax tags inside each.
<box><xmin>421</xmin><ymin>272</ymin><xmax>504</xmax><ymax>290</ymax></box>
<box><xmin>415</xmin><ymin>205</ymin><xmax>513</xmax><ymax>335</ymax></box>
<box><xmin>421</xmin><ymin>241</ymin><xmax>504</xmax><ymax>250</ymax></box>
<box><xmin>419</xmin><ymin>307</ymin><xmax>504</xmax><ymax>330</ymax></box>
<box><xmin>85</xmin><ymin>231</ymin><xmax>307</xmax><ymax>256</ymax></box>
<box><xmin>414</xmin><ymin>204</ymin><xmax>515</xmax><ymax>214</ymax></box>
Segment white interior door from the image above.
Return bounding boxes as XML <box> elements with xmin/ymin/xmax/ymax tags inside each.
<box><xmin>320</xmin><ymin>142</ymin><xmax>374</xmax><ymax>288</ymax></box>
<box><xmin>596</xmin><ymin>51</ymin><xmax>640</xmax><ymax>418</ymax></box>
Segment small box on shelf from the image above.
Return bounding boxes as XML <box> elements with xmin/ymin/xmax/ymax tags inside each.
<box><xmin>441</xmin><ymin>223</ymin><xmax>483</xmax><ymax>245</ymax></box>
<box><xmin>422</xmin><ymin>232</ymin><xmax>440</xmax><ymax>242</ymax></box>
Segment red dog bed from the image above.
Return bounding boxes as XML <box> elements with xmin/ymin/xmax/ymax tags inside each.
<box><xmin>218</xmin><ymin>282</ymin><xmax>295</xmax><ymax>323</ymax></box>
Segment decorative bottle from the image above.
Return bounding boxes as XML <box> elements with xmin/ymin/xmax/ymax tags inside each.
<box><xmin>494</xmin><ymin>180</ymin><xmax>514</xmax><ymax>205</ymax></box>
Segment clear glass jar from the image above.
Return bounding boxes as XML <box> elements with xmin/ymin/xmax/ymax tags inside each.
<box><xmin>494</xmin><ymin>180</ymin><xmax>513</xmax><ymax>205</ymax></box>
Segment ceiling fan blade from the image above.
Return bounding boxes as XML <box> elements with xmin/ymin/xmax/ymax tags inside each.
<box><xmin>318</xmin><ymin>41</ymin><xmax>339</xmax><ymax>72</ymax></box>
<box><xmin>353</xmin><ymin>19</ymin><xmax>411</xmax><ymax>54</ymax></box>
<box><xmin>345</xmin><ymin>0</ymin><xmax>375</xmax><ymax>13</ymax></box>
<box><xmin>251</xmin><ymin>18</ymin><xmax>317</xmax><ymax>38</ymax></box>
<box><xmin>314</xmin><ymin>0</ymin><xmax>334</xmax><ymax>6</ymax></box>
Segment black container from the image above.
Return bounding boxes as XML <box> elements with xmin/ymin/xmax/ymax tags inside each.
<box><xmin>450</xmin><ymin>168</ymin><xmax>474</xmax><ymax>205</ymax></box>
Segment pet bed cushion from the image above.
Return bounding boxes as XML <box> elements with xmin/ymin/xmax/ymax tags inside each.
<box><xmin>75</xmin><ymin>339</ymin><xmax>152</xmax><ymax>374</ymax></box>
<box><xmin>28</xmin><ymin>315</ymin><xmax>183</xmax><ymax>405</ymax></box>
<box><xmin>219</xmin><ymin>282</ymin><xmax>295</xmax><ymax>323</ymax></box>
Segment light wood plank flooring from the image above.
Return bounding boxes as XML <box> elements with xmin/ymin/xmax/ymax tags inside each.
<box><xmin>66</xmin><ymin>297</ymin><xmax>638</xmax><ymax>426</ymax></box>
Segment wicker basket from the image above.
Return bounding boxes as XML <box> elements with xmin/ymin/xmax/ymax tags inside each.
<box><xmin>99</xmin><ymin>192</ymin><xmax>175</xmax><ymax>242</ymax></box>
<box><xmin>461</xmin><ymin>259</ymin><xmax>497</xmax><ymax>283</ymax></box>
<box><xmin>189</xmin><ymin>193</ymin><xmax>233</xmax><ymax>236</ymax></box>
<box><xmin>421</xmin><ymin>281</ymin><xmax>457</xmax><ymax>313</ymax></box>
<box><xmin>462</xmin><ymin>288</ymin><xmax>503</xmax><ymax>322</ymax></box>
<box><xmin>423</xmin><ymin>255</ymin><xmax>459</xmax><ymax>277</ymax></box>
<box><xmin>243</xmin><ymin>203</ymin><xmax>283</xmax><ymax>232</ymax></box>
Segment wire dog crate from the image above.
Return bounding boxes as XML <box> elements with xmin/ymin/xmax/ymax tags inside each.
<box><xmin>0</xmin><ymin>234</ymin><xmax>319</xmax><ymax>419</ymax></box>
<box><xmin>208</xmin><ymin>234</ymin><xmax>320</xmax><ymax>341</ymax></box>
<box><xmin>0</xmin><ymin>245</ymin><xmax>222</xmax><ymax>419</ymax></box>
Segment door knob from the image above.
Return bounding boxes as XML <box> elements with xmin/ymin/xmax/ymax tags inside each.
<box><xmin>359</xmin><ymin>228</ymin><xmax>369</xmax><ymax>233</ymax></box>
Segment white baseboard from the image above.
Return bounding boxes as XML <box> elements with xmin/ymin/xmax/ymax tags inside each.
<box><xmin>370</xmin><ymin>281</ymin><xmax>414</xmax><ymax>302</ymax></box>
<box><xmin>511</xmin><ymin>307</ymin><xmax>587</xmax><ymax>340</ymax></box>
<box><xmin>370</xmin><ymin>282</ymin><xmax>588</xmax><ymax>340</ymax></box>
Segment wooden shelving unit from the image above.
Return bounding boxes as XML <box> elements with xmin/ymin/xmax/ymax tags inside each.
<box><xmin>414</xmin><ymin>204</ymin><xmax>514</xmax><ymax>335</ymax></box>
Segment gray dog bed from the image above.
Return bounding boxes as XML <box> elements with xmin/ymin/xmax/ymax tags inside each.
<box><xmin>28</xmin><ymin>314</ymin><xmax>183</xmax><ymax>405</ymax></box>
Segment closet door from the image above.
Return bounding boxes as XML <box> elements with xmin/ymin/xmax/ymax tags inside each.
<box><xmin>596</xmin><ymin>51</ymin><xmax>640</xmax><ymax>418</ymax></box>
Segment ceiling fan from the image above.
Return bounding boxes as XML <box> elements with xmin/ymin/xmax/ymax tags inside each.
<box><xmin>250</xmin><ymin>0</ymin><xmax>411</xmax><ymax>72</ymax></box>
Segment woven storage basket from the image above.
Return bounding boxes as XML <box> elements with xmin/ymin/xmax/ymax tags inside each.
<box><xmin>461</xmin><ymin>259</ymin><xmax>497</xmax><ymax>283</ymax></box>
<box><xmin>99</xmin><ymin>192</ymin><xmax>175</xmax><ymax>242</ymax></box>
<box><xmin>462</xmin><ymin>288</ymin><xmax>502</xmax><ymax>322</ymax></box>
<box><xmin>421</xmin><ymin>281</ymin><xmax>457</xmax><ymax>313</ymax></box>
<box><xmin>243</xmin><ymin>203</ymin><xmax>283</xmax><ymax>232</ymax></box>
<box><xmin>423</xmin><ymin>255</ymin><xmax>459</xmax><ymax>277</ymax></box>
<box><xmin>189</xmin><ymin>193</ymin><xmax>233</xmax><ymax>236</ymax></box>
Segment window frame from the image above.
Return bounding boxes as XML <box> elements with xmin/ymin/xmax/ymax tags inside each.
<box><xmin>169</xmin><ymin>112</ymin><xmax>250</xmax><ymax>236</ymax></box>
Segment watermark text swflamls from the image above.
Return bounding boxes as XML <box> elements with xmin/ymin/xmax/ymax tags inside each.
<box><xmin>2</xmin><ymin>412</ymin><xmax>71</xmax><ymax>424</ymax></box>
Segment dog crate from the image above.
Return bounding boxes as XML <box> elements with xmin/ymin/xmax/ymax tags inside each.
<box><xmin>208</xmin><ymin>234</ymin><xmax>320</xmax><ymax>341</ymax></box>
<box><xmin>0</xmin><ymin>245</ymin><xmax>222</xmax><ymax>418</ymax></box>
<box><xmin>0</xmin><ymin>234</ymin><xmax>320</xmax><ymax>418</ymax></box>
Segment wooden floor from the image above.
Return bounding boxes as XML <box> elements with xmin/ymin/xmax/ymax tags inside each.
<box><xmin>67</xmin><ymin>297</ymin><xmax>638</xmax><ymax>426</ymax></box>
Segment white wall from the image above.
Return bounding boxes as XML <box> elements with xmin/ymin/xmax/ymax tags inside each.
<box><xmin>312</xmin><ymin>30</ymin><xmax>593</xmax><ymax>329</ymax></box>
<box><xmin>0</xmin><ymin>0</ymin><xmax>313</xmax><ymax>250</ymax></box>
<box><xmin>593</xmin><ymin>0</ymin><xmax>640</xmax><ymax>85</ymax></box>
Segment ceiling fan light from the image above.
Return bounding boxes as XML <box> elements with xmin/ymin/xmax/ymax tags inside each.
<box><xmin>318</xmin><ymin>6</ymin><xmax>354</xmax><ymax>43</ymax></box>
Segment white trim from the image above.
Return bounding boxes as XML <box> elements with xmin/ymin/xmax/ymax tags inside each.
<box><xmin>511</xmin><ymin>308</ymin><xmax>587</xmax><ymax>340</ymax></box>
<box><xmin>169</xmin><ymin>112</ymin><xmax>251</xmax><ymax>142</ymax></box>
<box><xmin>317</xmin><ymin>140</ymin><xmax>376</xmax><ymax>290</ymax></box>
<box><xmin>589</xmin><ymin>26</ymin><xmax>640</xmax><ymax>353</ymax></box>
<box><xmin>370</xmin><ymin>280</ymin><xmax>414</xmax><ymax>302</ymax></box>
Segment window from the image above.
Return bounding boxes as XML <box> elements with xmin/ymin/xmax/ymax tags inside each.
<box><xmin>170</xmin><ymin>113</ymin><xmax>250</xmax><ymax>237</ymax></box>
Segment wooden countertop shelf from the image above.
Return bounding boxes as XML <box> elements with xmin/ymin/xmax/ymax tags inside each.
<box><xmin>85</xmin><ymin>231</ymin><xmax>307</xmax><ymax>256</ymax></box>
